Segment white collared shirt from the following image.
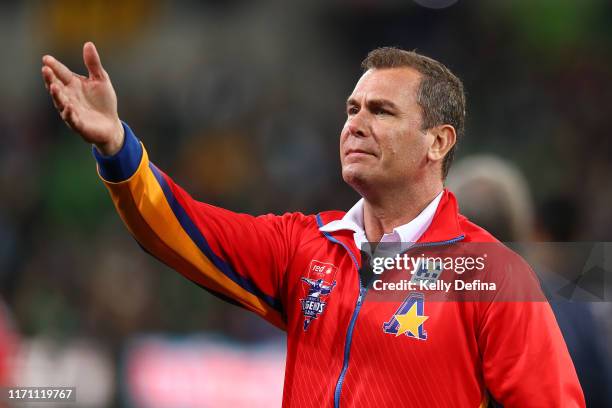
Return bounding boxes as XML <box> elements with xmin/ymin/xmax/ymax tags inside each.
<box><xmin>319</xmin><ymin>191</ymin><xmax>443</xmax><ymax>253</ymax></box>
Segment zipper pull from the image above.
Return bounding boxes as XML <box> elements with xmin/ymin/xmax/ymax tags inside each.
<box><xmin>357</xmin><ymin>287</ymin><xmax>366</xmax><ymax>305</ymax></box>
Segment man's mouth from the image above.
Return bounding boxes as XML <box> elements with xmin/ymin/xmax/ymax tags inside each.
<box><xmin>345</xmin><ymin>149</ymin><xmax>375</xmax><ymax>159</ymax></box>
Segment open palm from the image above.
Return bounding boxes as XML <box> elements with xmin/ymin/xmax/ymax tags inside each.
<box><xmin>42</xmin><ymin>42</ymin><xmax>124</xmax><ymax>155</ymax></box>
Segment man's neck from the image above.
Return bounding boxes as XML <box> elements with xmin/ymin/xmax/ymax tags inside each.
<box><xmin>362</xmin><ymin>182</ymin><xmax>443</xmax><ymax>243</ymax></box>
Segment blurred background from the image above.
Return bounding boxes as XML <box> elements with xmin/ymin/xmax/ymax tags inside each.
<box><xmin>0</xmin><ymin>0</ymin><xmax>611</xmax><ymax>406</ymax></box>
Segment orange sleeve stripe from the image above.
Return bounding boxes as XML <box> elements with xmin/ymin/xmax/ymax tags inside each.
<box><xmin>99</xmin><ymin>147</ymin><xmax>285</xmax><ymax>329</ymax></box>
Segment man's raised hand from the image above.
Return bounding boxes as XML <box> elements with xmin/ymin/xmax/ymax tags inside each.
<box><xmin>42</xmin><ymin>42</ymin><xmax>124</xmax><ymax>156</ymax></box>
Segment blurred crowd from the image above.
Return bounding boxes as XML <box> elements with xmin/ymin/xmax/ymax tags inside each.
<box><xmin>0</xmin><ymin>1</ymin><xmax>611</xmax><ymax>406</ymax></box>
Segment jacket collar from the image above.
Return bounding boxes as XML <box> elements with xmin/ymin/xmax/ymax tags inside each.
<box><xmin>317</xmin><ymin>189</ymin><xmax>464</xmax><ymax>246</ymax></box>
<box><xmin>415</xmin><ymin>189</ymin><xmax>464</xmax><ymax>244</ymax></box>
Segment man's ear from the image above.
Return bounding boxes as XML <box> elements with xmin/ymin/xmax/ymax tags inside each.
<box><xmin>427</xmin><ymin>125</ymin><xmax>456</xmax><ymax>163</ymax></box>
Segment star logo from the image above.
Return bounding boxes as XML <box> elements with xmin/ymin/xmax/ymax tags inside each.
<box><xmin>394</xmin><ymin>303</ymin><xmax>428</xmax><ymax>337</ymax></box>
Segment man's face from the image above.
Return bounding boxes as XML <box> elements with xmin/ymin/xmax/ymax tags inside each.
<box><xmin>340</xmin><ymin>67</ymin><xmax>433</xmax><ymax>194</ymax></box>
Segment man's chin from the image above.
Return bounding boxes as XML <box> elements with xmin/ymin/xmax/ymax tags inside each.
<box><xmin>342</xmin><ymin>168</ymin><xmax>373</xmax><ymax>192</ymax></box>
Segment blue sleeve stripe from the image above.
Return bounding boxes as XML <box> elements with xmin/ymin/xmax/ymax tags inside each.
<box><xmin>148</xmin><ymin>162</ymin><xmax>283</xmax><ymax>314</ymax></box>
<box><xmin>136</xmin><ymin>241</ymin><xmax>246</xmax><ymax>310</ymax></box>
<box><xmin>93</xmin><ymin>122</ymin><xmax>143</xmax><ymax>182</ymax></box>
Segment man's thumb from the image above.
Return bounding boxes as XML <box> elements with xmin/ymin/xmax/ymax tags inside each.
<box><xmin>83</xmin><ymin>42</ymin><xmax>105</xmax><ymax>80</ymax></box>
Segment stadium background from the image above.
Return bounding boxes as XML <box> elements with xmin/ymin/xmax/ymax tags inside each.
<box><xmin>0</xmin><ymin>0</ymin><xmax>611</xmax><ymax>406</ymax></box>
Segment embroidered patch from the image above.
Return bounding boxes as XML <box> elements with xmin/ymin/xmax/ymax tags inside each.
<box><xmin>383</xmin><ymin>292</ymin><xmax>428</xmax><ymax>340</ymax></box>
<box><xmin>410</xmin><ymin>260</ymin><xmax>444</xmax><ymax>285</ymax></box>
<box><xmin>300</xmin><ymin>260</ymin><xmax>338</xmax><ymax>330</ymax></box>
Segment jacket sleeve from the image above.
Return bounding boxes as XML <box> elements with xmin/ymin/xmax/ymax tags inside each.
<box><xmin>93</xmin><ymin>122</ymin><xmax>302</xmax><ymax>330</ymax></box>
<box><xmin>477</xmin><ymin>251</ymin><xmax>585</xmax><ymax>407</ymax></box>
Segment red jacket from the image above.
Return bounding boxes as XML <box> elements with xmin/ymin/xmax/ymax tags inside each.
<box><xmin>95</xmin><ymin>123</ymin><xmax>585</xmax><ymax>407</ymax></box>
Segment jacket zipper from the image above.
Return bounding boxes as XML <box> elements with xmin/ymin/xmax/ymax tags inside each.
<box><xmin>317</xmin><ymin>214</ymin><xmax>466</xmax><ymax>407</ymax></box>
<box><xmin>333</xmin><ymin>282</ymin><xmax>365</xmax><ymax>408</ymax></box>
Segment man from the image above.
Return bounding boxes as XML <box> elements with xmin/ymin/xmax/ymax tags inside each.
<box><xmin>41</xmin><ymin>43</ymin><xmax>584</xmax><ymax>407</ymax></box>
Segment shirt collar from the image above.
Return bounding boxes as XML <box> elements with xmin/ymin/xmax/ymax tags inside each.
<box><xmin>320</xmin><ymin>191</ymin><xmax>444</xmax><ymax>246</ymax></box>
<box><xmin>319</xmin><ymin>198</ymin><xmax>365</xmax><ymax>234</ymax></box>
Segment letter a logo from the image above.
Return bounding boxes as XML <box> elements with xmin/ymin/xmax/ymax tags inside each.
<box><xmin>383</xmin><ymin>292</ymin><xmax>428</xmax><ymax>340</ymax></box>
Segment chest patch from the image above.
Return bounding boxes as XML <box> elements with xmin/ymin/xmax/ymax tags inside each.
<box><xmin>383</xmin><ymin>292</ymin><xmax>428</xmax><ymax>340</ymax></box>
<box><xmin>300</xmin><ymin>260</ymin><xmax>338</xmax><ymax>330</ymax></box>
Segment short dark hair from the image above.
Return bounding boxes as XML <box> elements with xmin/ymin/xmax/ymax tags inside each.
<box><xmin>361</xmin><ymin>47</ymin><xmax>466</xmax><ymax>179</ymax></box>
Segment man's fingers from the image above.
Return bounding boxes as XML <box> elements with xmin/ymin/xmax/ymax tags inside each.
<box><xmin>42</xmin><ymin>66</ymin><xmax>62</xmax><ymax>91</ymax></box>
<box><xmin>42</xmin><ymin>66</ymin><xmax>52</xmax><ymax>90</ymax></box>
<box><xmin>60</xmin><ymin>103</ymin><xmax>74</xmax><ymax>122</ymax></box>
<box><xmin>65</xmin><ymin>106</ymin><xmax>80</xmax><ymax>130</ymax></box>
<box><xmin>50</xmin><ymin>83</ymin><xmax>68</xmax><ymax>112</ymax></box>
<box><xmin>42</xmin><ymin>55</ymin><xmax>74</xmax><ymax>85</ymax></box>
<box><xmin>60</xmin><ymin>104</ymin><xmax>75</xmax><ymax>132</ymax></box>
<box><xmin>83</xmin><ymin>42</ymin><xmax>105</xmax><ymax>80</ymax></box>
<box><xmin>60</xmin><ymin>103</ymin><xmax>70</xmax><ymax>121</ymax></box>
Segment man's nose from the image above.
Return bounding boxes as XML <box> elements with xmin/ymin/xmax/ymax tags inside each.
<box><xmin>346</xmin><ymin>117</ymin><xmax>367</xmax><ymax>138</ymax></box>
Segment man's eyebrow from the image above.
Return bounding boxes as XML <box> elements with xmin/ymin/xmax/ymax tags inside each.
<box><xmin>345</xmin><ymin>97</ymin><xmax>398</xmax><ymax>109</ymax></box>
<box><xmin>367</xmin><ymin>99</ymin><xmax>399</xmax><ymax>110</ymax></box>
<box><xmin>346</xmin><ymin>97</ymin><xmax>358</xmax><ymax>106</ymax></box>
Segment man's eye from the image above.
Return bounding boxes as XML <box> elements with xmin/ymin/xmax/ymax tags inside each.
<box><xmin>347</xmin><ymin>106</ymin><xmax>359</xmax><ymax>115</ymax></box>
<box><xmin>374</xmin><ymin>108</ymin><xmax>390</xmax><ymax>115</ymax></box>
